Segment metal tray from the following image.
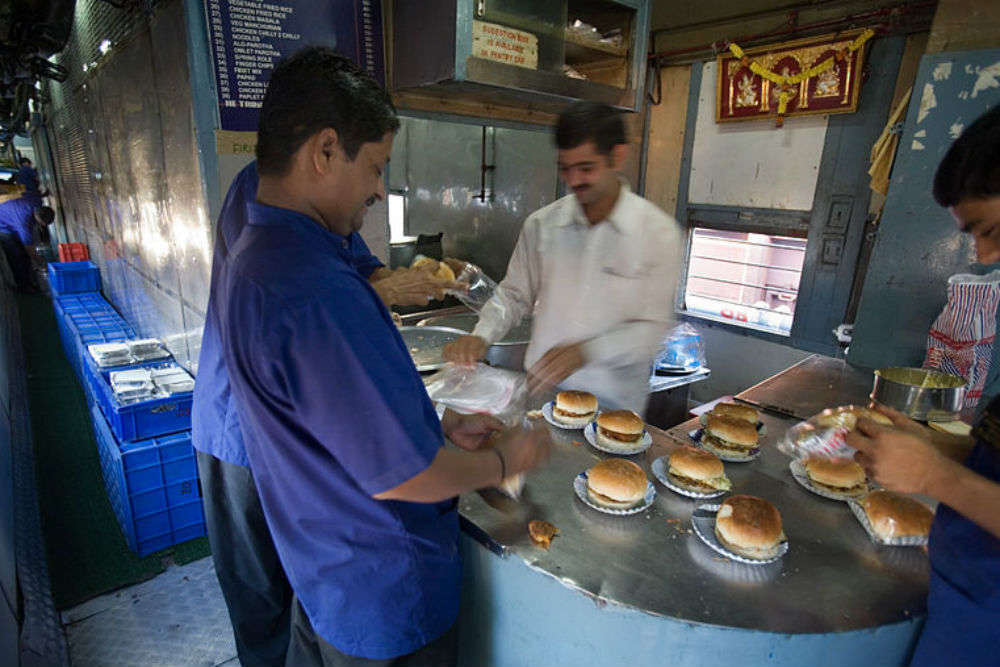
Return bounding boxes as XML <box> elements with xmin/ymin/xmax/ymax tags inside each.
<box><xmin>398</xmin><ymin>326</ymin><xmax>467</xmax><ymax>372</ymax></box>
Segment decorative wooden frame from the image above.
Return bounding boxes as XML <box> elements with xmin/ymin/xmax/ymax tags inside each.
<box><xmin>715</xmin><ymin>30</ymin><xmax>869</xmax><ymax>123</ymax></box>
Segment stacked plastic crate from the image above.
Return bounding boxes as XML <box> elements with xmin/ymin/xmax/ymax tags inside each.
<box><xmin>48</xmin><ymin>261</ymin><xmax>205</xmax><ymax>556</ymax></box>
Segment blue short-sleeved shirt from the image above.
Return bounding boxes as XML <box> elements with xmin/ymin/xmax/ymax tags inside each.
<box><xmin>16</xmin><ymin>165</ymin><xmax>39</xmax><ymax>194</ymax></box>
<box><xmin>910</xmin><ymin>398</ymin><xmax>1000</xmax><ymax>667</ymax></box>
<box><xmin>191</xmin><ymin>162</ymin><xmax>384</xmax><ymax>466</ymax></box>
<box><xmin>218</xmin><ymin>201</ymin><xmax>458</xmax><ymax>659</ymax></box>
<box><xmin>0</xmin><ymin>196</ymin><xmax>36</xmax><ymax>246</ymax></box>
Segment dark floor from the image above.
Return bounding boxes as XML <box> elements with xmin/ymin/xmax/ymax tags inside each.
<box><xmin>18</xmin><ymin>292</ymin><xmax>209</xmax><ymax>609</ymax></box>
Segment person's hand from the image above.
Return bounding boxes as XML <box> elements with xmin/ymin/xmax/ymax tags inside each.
<box><xmin>443</xmin><ymin>335</ymin><xmax>488</xmax><ymax>365</ymax></box>
<box><xmin>493</xmin><ymin>423</ymin><xmax>552</xmax><ymax>477</ymax></box>
<box><xmin>373</xmin><ymin>267</ymin><xmax>457</xmax><ymax>306</ymax></box>
<box><xmin>526</xmin><ymin>342</ymin><xmax>586</xmax><ymax>395</ymax></box>
<box><xmin>441</xmin><ymin>411</ymin><xmax>505</xmax><ymax>451</ymax></box>
<box><xmin>846</xmin><ymin>418</ymin><xmax>949</xmax><ymax>495</ymax></box>
<box><xmin>442</xmin><ymin>257</ymin><xmax>468</xmax><ymax>276</ymax></box>
<box><xmin>870</xmin><ymin>403</ymin><xmax>935</xmax><ymax>439</ymax></box>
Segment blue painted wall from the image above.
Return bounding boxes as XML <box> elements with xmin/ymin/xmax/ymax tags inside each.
<box><xmin>850</xmin><ymin>50</ymin><xmax>1000</xmax><ymax>369</ymax></box>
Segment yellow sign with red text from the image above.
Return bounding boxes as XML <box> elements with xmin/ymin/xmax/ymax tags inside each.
<box><xmin>472</xmin><ymin>20</ymin><xmax>538</xmax><ymax>70</ymax></box>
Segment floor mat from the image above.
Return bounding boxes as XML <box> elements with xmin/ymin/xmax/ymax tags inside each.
<box><xmin>18</xmin><ymin>292</ymin><xmax>210</xmax><ymax>609</ymax></box>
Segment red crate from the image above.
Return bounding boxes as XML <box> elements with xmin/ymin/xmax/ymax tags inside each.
<box><xmin>58</xmin><ymin>243</ymin><xmax>90</xmax><ymax>262</ymax></box>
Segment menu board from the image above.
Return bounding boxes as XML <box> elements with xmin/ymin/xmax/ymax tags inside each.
<box><xmin>206</xmin><ymin>0</ymin><xmax>384</xmax><ymax>132</ymax></box>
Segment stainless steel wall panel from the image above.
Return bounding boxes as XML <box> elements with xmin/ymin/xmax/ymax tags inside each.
<box><xmin>395</xmin><ymin>116</ymin><xmax>558</xmax><ymax>280</ymax></box>
<box><xmin>150</xmin><ymin>4</ymin><xmax>212</xmax><ymax>319</ymax></box>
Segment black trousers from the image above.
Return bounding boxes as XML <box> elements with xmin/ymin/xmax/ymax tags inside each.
<box><xmin>286</xmin><ymin>598</ymin><xmax>458</xmax><ymax>667</ymax></box>
<box><xmin>196</xmin><ymin>450</ymin><xmax>294</xmax><ymax>667</ymax></box>
<box><xmin>0</xmin><ymin>232</ymin><xmax>35</xmax><ymax>290</ymax></box>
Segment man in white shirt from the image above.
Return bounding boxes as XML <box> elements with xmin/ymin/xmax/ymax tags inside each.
<box><xmin>444</xmin><ymin>102</ymin><xmax>679</xmax><ymax>413</ymax></box>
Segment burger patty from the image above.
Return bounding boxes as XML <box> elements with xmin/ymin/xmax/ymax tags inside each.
<box><xmin>598</xmin><ymin>426</ymin><xmax>641</xmax><ymax>443</ymax></box>
<box><xmin>703</xmin><ymin>432</ymin><xmax>757</xmax><ymax>453</ymax></box>
<box><xmin>668</xmin><ymin>471</ymin><xmax>720</xmax><ymax>492</ymax></box>
<box><xmin>809</xmin><ymin>478</ymin><xmax>868</xmax><ymax>496</ymax></box>
<box><xmin>554</xmin><ymin>406</ymin><xmax>594</xmax><ymax>419</ymax></box>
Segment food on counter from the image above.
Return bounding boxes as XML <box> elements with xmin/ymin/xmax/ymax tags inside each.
<box><xmin>702</xmin><ymin>415</ymin><xmax>759</xmax><ymax>459</ymax></box>
<box><xmin>668</xmin><ymin>446</ymin><xmax>732</xmax><ymax>493</ymax></box>
<box><xmin>586</xmin><ymin>458</ymin><xmax>647</xmax><ymax>510</ymax></box>
<box><xmin>804</xmin><ymin>457</ymin><xmax>868</xmax><ymax>497</ymax></box>
<box><xmin>528</xmin><ymin>520</ymin><xmax>558</xmax><ymax>549</ymax></box>
<box><xmin>708</xmin><ymin>402</ymin><xmax>758</xmax><ymax>425</ymax></box>
<box><xmin>594</xmin><ymin>410</ymin><xmax>644</xmax><ymax>450</ymax></box>
<box><xmin>714</xmin><ymin>495</ymin><xmax>785</xmax><ymax>561</ymax></box>
<box><xmin>861</xmin><ymin>490</ymin><xmax>934</xmax><ymax>540</ymax></box>
<box><xmin>813</xmin><ymin>406</ymin><xmax>892</xmax><ymax>431</ymax></box>
<box><xmin>410</xmin><ymin>256</ymin><xmax>456</xmax><ymax>282</ymax></box>
<box><xmin>526</xmin><ymin>409</ymin><xmax>545</xmax><ymax>420</ymax></box>
<box><xmin>552</xmin><ymin>390</ymin><xmax>598</xmax><ymax>427</ymax></box>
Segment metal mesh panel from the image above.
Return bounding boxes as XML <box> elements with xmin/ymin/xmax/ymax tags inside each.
<box><xmin>40</xmin><ymin>0</ymin><xmax>208</xmax><ymax>370</ymax></box>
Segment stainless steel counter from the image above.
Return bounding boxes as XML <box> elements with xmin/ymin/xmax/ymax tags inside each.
<box><xmin>457</xmin><ymin>354</ymin><xmax>928</xmax><ymax>635</ymax></box>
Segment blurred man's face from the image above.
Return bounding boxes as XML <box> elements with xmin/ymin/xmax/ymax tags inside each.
<box><xmin>953</xmin><ymin>196</ymin><xmax>1000</xmax><ymax>265</ymax></box>
<box><xmin>316</xmin><ymin>131</ymin><xmax>392</xmax><ymax>236</ymax></box>
<box><xmin>557</xmin><ymin>141</ymin><xmax>624</xmax><ymax>207</ymax></box>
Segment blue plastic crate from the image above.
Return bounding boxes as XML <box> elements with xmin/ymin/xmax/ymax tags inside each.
<box><xmin>91</xmin><ymin>362</ymin><xmax>193</xmax><ymax>442</ymax></box>
<box><xmin>48</xmin><ymin>261</ymin><xmax>101</xmax><ymax>296</ymax></box>
<box><xmin>90</xmin><ymin>404</ymin><xmax>204</xmax><ymax>556</ymax></box>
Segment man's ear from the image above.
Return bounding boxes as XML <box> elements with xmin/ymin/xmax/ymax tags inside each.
<box><xmin>610</xmin><ymin>143</ymin><xmax>628</xmax><ymax>171</ymax></box>
<box><xmin>310</xmin><ymin>127</ymin><xmax>343</xmax><ymax>176</ymax></box>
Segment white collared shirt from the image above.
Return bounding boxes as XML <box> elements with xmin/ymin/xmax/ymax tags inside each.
<box><xmin>472</xmin><ymin>185</ymin><xmax>679</xmax><ymax>412</ymax></box>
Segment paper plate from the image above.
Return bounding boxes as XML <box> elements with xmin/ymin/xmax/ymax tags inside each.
<box><xmin>651</xmin><ymin>456</ymin><xmax>727</xmax><ymax>499</ymax></box>
<box><xmin>688</xmin><ymin>429</ymin><xmax>761</xmax><ymax>463</ymax></box>
<box><xmin>573</xmin><ymin>472</ymin><xmax>655</xmax><ymax>516</ymax></box>
<box><xmin>584</xmin><ymin>422</ymin><xmax>652</xmax><ymax>455</ymax></box>
<box><xmin>541</xmin><ymin>401</ymin><xmax>594</xmax><ymax>430</ymax></box>
<box><xmin>691</xmin><ymin>504</ymin><xmax>788</xmax><ymax>565</ymax></box>
<box><xmin>848</xmin><ymin>499</ymin><xmax>929</xmax><ymax>547</ymax></box>
<box><xmin>788</xmin><ymin>459</ymin><xmax>868</xmax><ymax>502</ymax></box>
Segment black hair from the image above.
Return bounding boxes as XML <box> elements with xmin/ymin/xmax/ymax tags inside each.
<box><xmin>19</xmin><ymin>157</ymin><xmax>30</xmax><ymax>165</ymax></box>
<box><xmin>256</xmin><ymin>47</ymin><xmax>399</xmax><ymax>176</ymax></box>
<box><xmin>555</xmin><ymin>101</ymin><xmax>626</xmax><ymax>155</ymax></box>
<box><xmin>933</xmin><ymin>104</ymin><xmax>1000</xmax><ymax>207</ymax></box>
<box><xmin>34</xmin><ymin>206</ymin><xmax>54</xmax><ymax>224</ymax></box>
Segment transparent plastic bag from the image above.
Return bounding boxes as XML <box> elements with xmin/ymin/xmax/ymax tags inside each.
<box><xmin>424</xmin><ymin>363</ymin><xmax>529</xmax><ymax>498</ymax></box>
<box><xmin>656</xmin><ymin>323</ymin><xmax>706</xmax><ymax>371</ymax></box>
<box><xmin>446</xmin><ymin>263</ymin><xmax>497</xmax><ymax>313</ymax></box>
<box><xmin>776</xmin><ymin>405</ymin><xmax>887</xmax><ymax>459</ymax></box>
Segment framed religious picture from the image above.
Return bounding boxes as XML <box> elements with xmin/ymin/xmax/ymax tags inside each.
<box><xmin>716</xmin><ymin>29</ymin><xmax>872</xmax><ymax>124</ymax></box>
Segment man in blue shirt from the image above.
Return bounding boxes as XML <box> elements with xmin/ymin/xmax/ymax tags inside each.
<box><xmin>0</xmin><ymin>196</ymin><xmax>49</xmax><ymax>290</ymax></box>
<box><xmin>16</xmin><ymin>158</ymin><xmax>42</xmax><ymax>205</ymax></box>
<box><xmin>217</xmin><ymin>47</ymin><xmax>550</xmax><ymax>666</ymax></box>
<box><xmin>848</xmin><ymin>104</ymin><xmax>1000</xmax><ymax>667</ymax></box>
<box><xmin>194</xmin><ymin>159</ymin><xmax>474</xmax><ymax>667</ymax></box>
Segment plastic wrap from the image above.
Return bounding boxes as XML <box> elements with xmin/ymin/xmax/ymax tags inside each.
<box><xmin>446</xmin><ymin>263</ymin><xmax>498</xmax><ymax>313</ymax></box>
<box><xmin>775</xmin><ymin>405</ymin><xmax>886</xmax><ymax>460</ymax></box>
<box><xmin>424</xmin><ymin>363</ymin><xmax>529</xmax><ymax>498</ymax></box>
<box><xmin>656</xmin><ymin>323</ymin><xmax>706</xmax><ymax>371</ymax></box>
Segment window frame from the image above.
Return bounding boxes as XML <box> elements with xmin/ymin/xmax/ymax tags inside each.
<box><xmin>675</xmin><ymin>203</ymin><xmax>811</xmax><ymax>343</ymax></box>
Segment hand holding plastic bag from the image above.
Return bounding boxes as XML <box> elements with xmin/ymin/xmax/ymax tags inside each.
<box><xmin>424</xmin><ymin>363</ymin><xmax>533</xmax><ymax>497</ymax></box>
<box><xmin>445</xmin><ymin>263</ymin><xmax>498</xmax><ymax>313</ymax></box>
<box><xmin>776</xmin><ymin>405</ymin><xmax>892</xmax><ymax>460</ymax></box>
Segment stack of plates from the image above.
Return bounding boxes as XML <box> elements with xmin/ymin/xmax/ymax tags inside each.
<box><xmin>110</xmin><ymin>368</ymin><xmax>156</xmax><ymax>404</ymax></box>
<box><xmin>129</xmin><ymin>338</ymin><xmax>170</xmax><ymax>362</ymax></box>
<box><xmin>88</xmin><ymin>342</ymin><xmax>133</xmax><ymax>367</ymax></box>
<box><xmin>151</xmin><ymin>365</ymin><xmax>195</xmax><ymax>395</ymax></box>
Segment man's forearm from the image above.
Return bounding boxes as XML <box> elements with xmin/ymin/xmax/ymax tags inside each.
<box><xmin>926</xmin><ymin>459</ymin><xmax>1000</xmax><ymax>541</ymax></box>
<box><xmin>372</xmin><ymin>447</ymin><xmax>502</xmax><ymax>503</ymax></box>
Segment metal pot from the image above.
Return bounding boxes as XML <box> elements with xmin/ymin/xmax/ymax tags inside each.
<box><xmin>416</xmin><ymin>312</ymin><xmax>531</xmax><ymax>371</ymax></box>
<box><xmin>870</xmin><ymin>367</ymin><xmax>966</xmax><ymax>422</ymax></box>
